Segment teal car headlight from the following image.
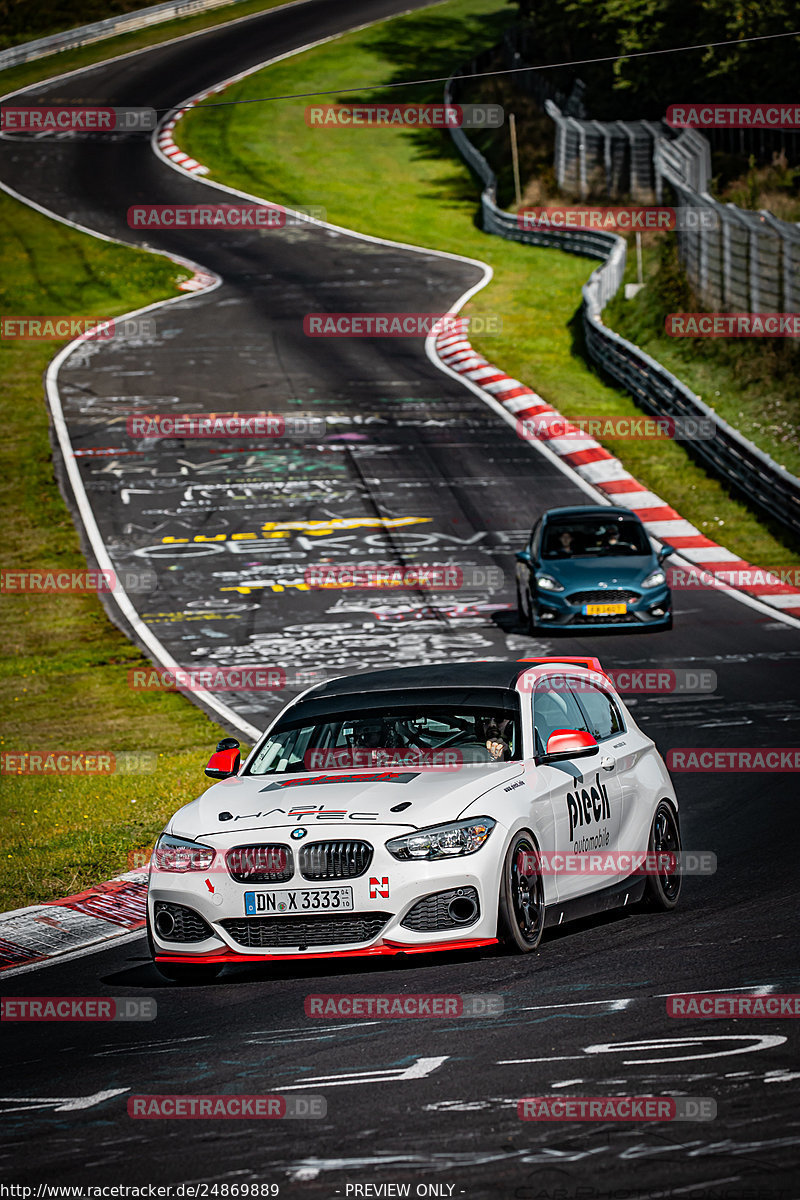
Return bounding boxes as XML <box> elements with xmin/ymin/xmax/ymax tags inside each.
<box><xmin>535</xmin><ymin>573</ymin><xmax>564</xmax><ymax>592</ymax></box>
<box><xmin>642</xmin><ymin>568</ymin><xmax>667</xmax><ymax>589</ymax></box>
<box><xmin>386</xmin><ymin>818</ymin><xmax>496</xmax><ymax>861</ymax></box>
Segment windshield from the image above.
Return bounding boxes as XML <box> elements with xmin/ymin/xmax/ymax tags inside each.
<box><xmin>542</xmin><ymin>518</ymin><xmax>650</xmax><ymax>559</ymax></box>
<box><xmin>247</xmin><ymin>706</ymin><xmax>521</xmax><ymax>774</ymax></box>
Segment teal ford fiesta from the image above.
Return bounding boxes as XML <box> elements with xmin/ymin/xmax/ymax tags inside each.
<box><xmin>515</xmin><ymin>506</ymin><xmax>675</xmax><ymax>634</ymax></box>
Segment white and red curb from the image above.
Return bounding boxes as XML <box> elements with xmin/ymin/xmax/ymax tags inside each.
<box><xmin>157</xmin><ymin>74</ymin><xmax>239</xmax><ymax>181</ymax></box>
<box><xmin>156</xmin><ymin>86</ymin><xmax>244</xmax><ymax>297</ymax></box>
<box><xmin>434</xmin><ymin>320</ymin><xmax>800</xmax><ymax>619</ymax></box>
<box><xmin>0</xmin><ymin>870</ymin><xmax>148</xmax><ymax>973</ymax></box>
<box><xmin>156</xmin><ymin>96</ymin><xmax>219</xmax><ymax>294</ymax></box>
<box><xmin>156</xmin><ymin>89</ymin><xmax>221</xmax><ymax>176</ymax></box>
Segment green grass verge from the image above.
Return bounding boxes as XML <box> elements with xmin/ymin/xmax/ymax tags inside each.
<box><xmin>178</xmin><ymin>0</ymin><xmax>800</xmax><ymax>565</ymax></box>
<box><xmin>0</xmin><ymin>193</ymin><xmax>238</xmax><ymax>911</ymax></box>
<box><xmin>0</xmin><ymin>0</ymin><xmax>291</xmax><ymax>95</ymax></box>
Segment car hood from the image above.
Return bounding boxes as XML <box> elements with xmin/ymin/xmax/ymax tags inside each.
<box><xmin>540</xmin><ymin>555</ymin><xmax>655</xmax><ymax>588</ymax></box>
<box><xmin>170</xmin><ymin>763</ymin><xmax>525</xmax><ymax>840</ymax></box>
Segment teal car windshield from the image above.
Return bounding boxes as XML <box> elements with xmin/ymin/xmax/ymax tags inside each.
<box><xmin>542</xmin><ymin>518</ymin><xmax>651</xmax><ymax>558</ymax></box>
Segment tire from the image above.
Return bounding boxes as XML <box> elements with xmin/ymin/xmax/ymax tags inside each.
<box><xmin>516</xmin><ymin>582</ymin><xmax>535</xmax><ymax>635</ymax></box>
<box><xmin>641</xmin><ymin>801</ymin><xmax>682</xmax><ymax>911</ymax></box>
<box><xmin>147</xmin><ymin>911</ymin><xmax>222</xmax><ymax>984</ymax></box>
<box><xmin>497</xmin><ymin>832</ymin><xmax>545</xmax><ymax>952</ymax></box>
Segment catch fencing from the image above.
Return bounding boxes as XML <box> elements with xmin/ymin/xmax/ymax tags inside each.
<box><xmin>654</xmin><ymin>130</ymin><xmax>800</xmax><ymax>314</ymax></box>
<box><xmin>444</xmin><ymin>65</ymin><xmax>800</xmax><ymax>539</ymax></box>
<box><xmin>546</xmin><ymin>101</ymin><xmax>666</xmax><ymax>204</ymax></box>
<box><xmin>488</xmin><ymin>26</ymin><xmax>800</xmax><ymax>316</ymax></box>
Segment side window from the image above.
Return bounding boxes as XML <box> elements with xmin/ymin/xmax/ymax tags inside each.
<box><xmin>574</xmin><ymin>683</ymin><xmax>625</xmax><ymax>742</ymax></box>
<box><xmin>532</xmin><ymin>678</ymin><xmax>588</xmax><ymax>757</ymax></box>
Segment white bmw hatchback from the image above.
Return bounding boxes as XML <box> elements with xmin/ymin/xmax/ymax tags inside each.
<box><xmin>147</xmin><ymin>658</ymin><xmax>682</xmax><ymax>981</ymax></box>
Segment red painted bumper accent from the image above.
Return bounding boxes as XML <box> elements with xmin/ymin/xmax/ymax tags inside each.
<box><xmin>155</xmin><ymin>937</ymin><xmax>498</xmax><ymax>964</ymax></box>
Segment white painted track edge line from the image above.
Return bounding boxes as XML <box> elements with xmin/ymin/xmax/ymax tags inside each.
<box><xmin>0</xmin><ymin>0</ymin><xmax>483</xmax><ymax>970</ymax></box>
<box><xmin>2</xmin><ymin>0</ymin><xmax>799</xmax><ymax>968</ymax></box>
<box><xmin>0</xmin><ymin>177</ymin><xmax>262</xmax><ymax>741</ymax></box>
<box><xmin>154</xmin><ymin>12</ymin><xmax>794</xmax><ymax>639</ymax></box>
<box><xmin>148</xmin><ymin>36</ymin><xmax>800</xmax><ymax>633</ymax></box>
<box><xmin>5</xmin><ymin>0</ymin><xmax>797</xmax><ymax>630</ymax></box>
<box><xmin>0</xmin><ymin>0</ymin><xmax>321</xmax><ymax>102</ymax></box>
<box><xmin>429</xmin><ymin>345</ymin><xmax>800</xmax><ymax>629</ymax></box>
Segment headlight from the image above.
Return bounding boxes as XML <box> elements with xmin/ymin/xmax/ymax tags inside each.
<box><xmin>386</xmin><ymin>818</ymin><xmax>496</xmax><ymax>861</ymax></box>
<box><xmin>153</xmin><ymin>833</ymin><xmax>216</xmax><ymax>873</ymax></box>
<box><xmin>535</xmin><ymin>573</ymin><xmax>564</xmax><ymax>592</ymax></box>
<box><xmin>642</xmin><ymin>569</ymin><xmax>666</xmax><ymax>589</ymax></box>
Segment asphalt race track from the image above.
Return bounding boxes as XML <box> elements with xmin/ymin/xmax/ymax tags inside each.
<box><xmin>1</xmin><ymin>0</ymin><xmax>799</xmax><ymax>1195</ymax></box>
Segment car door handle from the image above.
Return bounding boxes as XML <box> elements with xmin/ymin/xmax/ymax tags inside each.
<box><xmin>600</xmin><ymin>756</ymin><xmax>616</xmax><ymax>771</ymax></box>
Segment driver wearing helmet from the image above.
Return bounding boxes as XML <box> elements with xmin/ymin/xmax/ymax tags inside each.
<box><xmin>352</xmin><ymin>718</ymin><xmax>396</xmax><ymax>749</ymax></box>
<box><xmin>349</xmin><ymin>717</ymin><xmax>400</xmax><ymax>765</ymax></box>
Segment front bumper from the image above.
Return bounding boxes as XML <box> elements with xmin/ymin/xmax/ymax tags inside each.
<box><xmin>154</xmin><ymin>938</ymin><xmax>498</xmax><ymax>965</ymax></box>
<box><xmin>148</xmin><ymin>825</ymin><xmax>503</xmax><ymax>962</ymax></box>
<box><xmin>532</xmin><ymin>585</ymin><xmax>672</xmax><ymax>630</ymax></box>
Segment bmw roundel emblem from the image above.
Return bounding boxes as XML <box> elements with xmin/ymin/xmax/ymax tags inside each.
<box><xmin>291</xmin><ymin>828</ymin><xmax>308</xmax><ymax>840</ymax></box>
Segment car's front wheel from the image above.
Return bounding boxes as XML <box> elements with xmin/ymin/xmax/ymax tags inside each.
<box><xmin>497</xmin><ymin>832</ymin><xmax>545</xmax><ymax>952</ymax></box>
<box><xmin>641</xmin><ymin>801</ymin><xmax>682</xmax><ymax>911</ymax></box>
<box><xmin>147</xmin><ymin>913</ymin><xmax>222</xmax><ymax>983</ymax></box>
<box><xmin>516</xmin><ymin>582</ymin><xmax>535</xmax><ymax>634</ymax></box>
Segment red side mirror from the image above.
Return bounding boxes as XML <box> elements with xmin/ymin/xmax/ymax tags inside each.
<box><xmin>205</xmin><ymin>738</ymin><xmax>240</xmax><ymax>780</ymax></box>
<box><xmin>543</xmin><ymin>728</ymin><xmax>599</xmax><ymax>762</ymax></box>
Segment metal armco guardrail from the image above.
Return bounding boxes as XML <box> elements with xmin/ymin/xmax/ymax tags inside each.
<box><xmin>0</xmin><ymin>0</ymin><xmax>243</xmax><ymax>70</ymax></box>
<box><xmin>445</xmin><ymin>64</ymin><xmax>800</xmax><ymax>540</ymax></box>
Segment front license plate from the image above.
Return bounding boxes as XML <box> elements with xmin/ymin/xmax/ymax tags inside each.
<box><xmin>244</xmin><ymin>887</ymin><xmax>353</xmax><ymax>915</ymax></box>
<box><xmin>583</xmin><ymin>602</ymin><xmax>627</xmax><ymax>616</ymax></box>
